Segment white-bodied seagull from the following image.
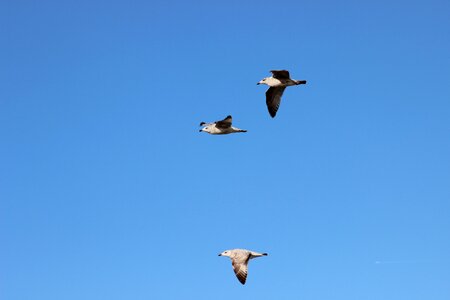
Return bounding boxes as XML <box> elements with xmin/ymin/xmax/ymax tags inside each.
<box><xmin>219</xmin><ymin>249</ymin><xmax>267</xmax><ymax>285</ymax></box>
<box><xmin>257</xmin><ymin>70</ymin><xmax>307</xmax><ymax>118</ymax></box>
<box><xmin>199</xmin><ymin>115</ymin><xmax>247</xmax><ymax>135</ymax></box>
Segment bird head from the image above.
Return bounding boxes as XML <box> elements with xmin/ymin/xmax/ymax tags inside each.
<box><xmin>257</xmin><ymin>78</ymin><xmax>267</xmax><ymax>85</ymax></box>
<box><xmin>218</xmin><ymin>250</ymin><xmax>231</xmax><ymax>257</ymax></box>
<box><xmin>199</xmin><ymin>126</ymin><xmax>211</xmax><ymax>133</ymax></box>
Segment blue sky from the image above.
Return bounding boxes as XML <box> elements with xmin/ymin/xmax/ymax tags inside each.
<box><xmin>1</xmin><ymin>0</ymin><xmax>450</xmax><ymax>299</ymax></box>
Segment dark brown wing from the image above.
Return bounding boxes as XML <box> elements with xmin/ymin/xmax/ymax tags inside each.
<box><xmin>215</xmin><ymin>115</ymin><xmax>232</xmax><ymax>129</ymax></box>
<box><xmin>270</xmin><ymin>70</ymin><xmax>291</xmax><ymax>79</ymax></box>
<box><xmin>266</xmin><ymin>87</ymin><xmax>286</xmax><ymax>118</ymax></box>
<box><xmin>232</xmin><ymin>258</ymin><xmax>249</xmax><ymax>285</ymax></box>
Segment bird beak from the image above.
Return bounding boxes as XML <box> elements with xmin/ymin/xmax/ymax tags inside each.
<box><xmin>199</xmin><ymin>129</ymin><xmax>202</xmax><ymax>132</ymax></box>
<box><xmin>256</xmin><ymin>82</ymin><xmax>260</xmax><ymax>85</ymax></box>
<box><xmin>218</xmin><ymin>253</ymin><xmax>222</xmax><ymax>256</ymax></box>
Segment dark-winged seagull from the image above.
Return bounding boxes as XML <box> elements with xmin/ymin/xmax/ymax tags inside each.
<box><xmin>219</xmin><ymin>249</ymin><xmax>268</xmax><ymax>285</ymax></box>
<box><xmin>199</xmin><ymin>115</ymin><xmax>247</xmax><ymax>134</ymax></box>
<box><xmin>257</xmin><ymin>70</ymin><xmax>307</xmax><ymax>118</ymax></box>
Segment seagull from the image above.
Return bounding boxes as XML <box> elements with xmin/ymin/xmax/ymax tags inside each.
<box><xmin>257</xmin><ymin>70</ymin><xmax>307</xmax><ymax>118</ymax></box>
<box><xmin>199</xmin><ymin>115</ymin><xmax>247</xmax><ymax>134</ymax></box>
<box><xmin>219</xmin><ymin>249</ymin><xmax>268</xmax><ymax>285</ymax></box>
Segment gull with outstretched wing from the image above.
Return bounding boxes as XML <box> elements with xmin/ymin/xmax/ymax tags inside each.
<box><xmin>199</xmin><ymin>115</ymin><xmax>247</xmax><ymax>135</ymax></box>
<box><xmin>219</xmin><ymin>249</ymin><xmax>268</xmax><ymax>285</ymax></box>
<box><xmin>257</xmin><ymin>70</ymin><xmax>307</xmax><ymax>118</ymax></box>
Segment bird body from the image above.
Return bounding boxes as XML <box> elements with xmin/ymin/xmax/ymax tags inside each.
<box><xmin>199</xmin><ymin>115</ymin><xmax>247</xmax><ymax>135</ymax></box>
<box><xmin>219</xmin><ymin>248</ymin><xmax>267</xmax><ymax>285</ymax></box>
<box><xmin>258</xmin><ymin>70</ymin><xmax>307</xmax><ymax>118</ymax></box>
<box><xmin>259</xmin><ymin>76</ymin><xmax>302</xmax><ymax>87</ymax></box>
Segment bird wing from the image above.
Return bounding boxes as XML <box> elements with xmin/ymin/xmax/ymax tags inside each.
<box><xmin>270</xmin><ymin>70</ymin><xmax>291</xmax><ymax>79</ymax></box>
<box><xmin>231</xmin><ymin>254</ymin><xmax>250</xmax><ymax>285</ymax></box>
<box><xmin>215</xmin><ymin>115</ymin><xmax>232</xmax><ymax>129</ymax></box>
<box><xmin>266</xmin><ymin>87</ymin><xmax>286</xmax><ymax>118</ymax></box>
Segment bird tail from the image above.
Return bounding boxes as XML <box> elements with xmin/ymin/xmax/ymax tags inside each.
<box><xmin>295</xmin><ymin>80</ymin><xmax>307</xmax><ymax>85</ymax></box>
<box><xmin>251</xmin><ymin>252</ymin><xmax>268</xmax><ymax>257</ymax></box>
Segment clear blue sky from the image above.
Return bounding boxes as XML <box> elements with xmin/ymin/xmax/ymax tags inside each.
<box><xmin>1</xmin><ymin>0</ymin><xmax>450</xmax><ymax>299</ymax></box>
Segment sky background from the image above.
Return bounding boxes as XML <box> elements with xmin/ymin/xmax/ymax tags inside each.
<box><xmin>1</xmin><ymin>0</ymin><xmax>450</xmax><ymax>299</ymax></box>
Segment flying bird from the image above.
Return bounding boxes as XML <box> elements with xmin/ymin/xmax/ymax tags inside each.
<box><xmin>257</xmin><ymin>70</ymin><xmax>307</xmax><ymax>118</ymax></box>
<box><xmin>218</xmin><ymin>249</ymin><xmax>267</xmax><ymax>285</ymax></box>
<box><xmin>199</xmin><ymin>115</ymin><xmax>247</xmax><ymax>134</ymax></box>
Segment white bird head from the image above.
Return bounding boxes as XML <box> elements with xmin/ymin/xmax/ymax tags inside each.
<box><xmin>199</xmin><ymin>121</ymin><xmax>213</xmax><ymax>133</ymax></box>
<box><xmin>218</xmin><ymin>250</ymin><xmax>232</xmax><ymax>257</ymax></box>
<box><xmin>199</xmin><ymin>126</ymin><xmax>212</xmax><ymax>133</ymax></box>
<box><xmin>257</xmin><ymin>77</ymin><xmax>269</xmax><ymax>85</ymax></box>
